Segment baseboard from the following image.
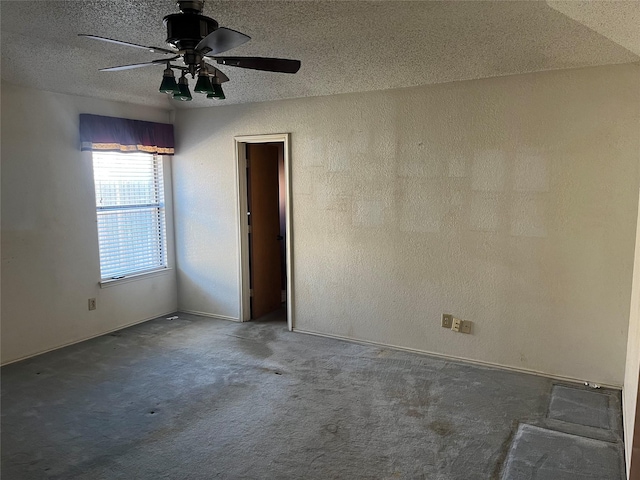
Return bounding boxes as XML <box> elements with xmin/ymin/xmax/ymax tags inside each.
<box><xmin>177</xmin><ymin>309</ymin><xmax>240</xmax><ymax>322</ymax></box>
<box><xmin>1</xmin><ymin>310</ymin><xmax>176</xmax><ymax>367</ymax></box>
<box><xmin>293</xmin><ymin>328</ymin><xmax>622</xmax><ymax>390</ymax></box>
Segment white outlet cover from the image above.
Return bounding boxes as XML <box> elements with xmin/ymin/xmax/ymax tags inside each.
<box><xmin>451</xmin><ymin>318</ymin><xmax>461</xmax><ymax>332</ymax></box>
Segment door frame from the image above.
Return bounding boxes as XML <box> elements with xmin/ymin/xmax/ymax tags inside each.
<box><xmin>234</xmin><ymin>133</ymin><xmax>294</xmax><ymax>331</ymax></box>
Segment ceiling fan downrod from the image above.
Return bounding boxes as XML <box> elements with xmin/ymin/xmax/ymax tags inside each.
<box><xmin>177</xmin><ymin>0</ymin><xmax>205</xmax><ymax>14</ymax></box>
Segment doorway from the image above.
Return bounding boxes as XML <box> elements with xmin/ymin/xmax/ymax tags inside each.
<box><xmin>235</xmin><ymin>134</ymin><xmax>294</xmax><ymax>330</ymax></box>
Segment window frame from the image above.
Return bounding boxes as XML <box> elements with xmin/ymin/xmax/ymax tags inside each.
<box><xmin>90</xmin><ymin>151</ymin><xmax>170</xmax><ymax>286</ymax></box>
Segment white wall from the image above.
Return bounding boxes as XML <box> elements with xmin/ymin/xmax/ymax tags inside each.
<box><xmin>1</xmin><ymin>81</ymin><xmax>178</xmax><ymax>364</ymax></box>
<box><xmin>173</xmin><ymin>64</ymin><xmax>640</xmax><ymax>387</ymax></box>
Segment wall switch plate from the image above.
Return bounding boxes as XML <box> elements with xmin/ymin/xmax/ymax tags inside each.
<box><xmin>442</xmin><ymin>314</ymin><xmax>453</xmax><ymax>329</ymax></box>
<box><xmin>451</xmin><ymin>317</ymin><xmax>461</xmax><ymax>332</ymax></box>
<box><xmin>88</xmin><ymin>298</ymin><xmax>96</xmax><ymax>311</ymax></box>
<box><xmin>460</xmin><ymin>320</ymin><xmax>472</xmax><ymax>334</ymax></box>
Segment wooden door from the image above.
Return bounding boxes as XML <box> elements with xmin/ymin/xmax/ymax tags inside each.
<box><xmin>247</xmin><ymin>144</ymin><xmax>282</xmax><ymax>319</ymax></box>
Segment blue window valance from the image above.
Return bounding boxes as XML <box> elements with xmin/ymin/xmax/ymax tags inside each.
<box><xmin>79</xmin><ymin>114</ymin><xmax>175</xmax><ymax>155</ymax></box>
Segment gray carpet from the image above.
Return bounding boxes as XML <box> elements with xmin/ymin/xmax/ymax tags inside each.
<box><xmin>1</xmin><ymin>311</ymin><xmax>625</xmax><ymax>479</ymax></box>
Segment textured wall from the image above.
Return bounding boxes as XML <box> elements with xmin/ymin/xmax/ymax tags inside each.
<box><xmin>1</xmin><ymin>82</ymin><xmax>178</xmax><ymax>364</ymax></box>
<box><xmin>173</xmin><ymin>64</ymin><xmax>640</xmax><ymax>386</ymax></box>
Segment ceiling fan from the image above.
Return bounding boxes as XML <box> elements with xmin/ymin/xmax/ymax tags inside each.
<box><xmin>79</xmin><ymin>0</ymin><xmax>301</xmax><ymax>101</ymax></box>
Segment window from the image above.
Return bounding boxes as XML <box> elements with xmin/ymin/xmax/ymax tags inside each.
<box><xmin>92</xmin><ymin>152</ymin><xmax>167</xmax><ymax>281</ymax></box>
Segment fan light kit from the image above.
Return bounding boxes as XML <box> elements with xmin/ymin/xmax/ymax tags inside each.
<box><xmin>79</xmin><ymin>0</ymin><xmax>301</xmax><ymax>101</ymax></box>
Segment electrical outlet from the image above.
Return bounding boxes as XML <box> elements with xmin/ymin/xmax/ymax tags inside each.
<box><xmin>451</xmin><ymin>317</ymin><xmax>461</xmax><ymax>332</ymax></box>
<box><xmin>442</xmin><ymin>314</ymin><xmax>453</xmax><ymax>329</ymax></box>
<box><xmin>460</xmin><ymin>320</ymin><xmax>472</xmax><ymax>334</ymax></box>
<box><xmin>88</xmin><ymin>298</ymin><xmax>96</xmax><ymax>311</ymax></box>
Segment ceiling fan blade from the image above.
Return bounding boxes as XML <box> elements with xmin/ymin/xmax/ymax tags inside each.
<box><xmin>79</xmin><ymin>34</ymin><xmax>176</xmax><ymax>55</ymax></box>
<box><xmin>203</xmin><ymin>63</ymin><xmax>230</xmax><ymax>83</ymax></box>
<box><xmin>99</xmin><ymin>57</ymin><xmax>179</xmax><ymax>72</ymax></box>
<box><xmin>195</xmin><ymin>27</ymin><xmax>250</xmax><ymax>55</ymax></box>
<box><xmin>210</xmin><ymin>57</ymin><xmax>301</xmax><ymax>74</ymax></box>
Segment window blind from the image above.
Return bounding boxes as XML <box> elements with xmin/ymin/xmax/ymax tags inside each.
<box><xmin>92</xmin><ymin>152</ymin><xmax>167</xmax><ymax>280</ymax></box>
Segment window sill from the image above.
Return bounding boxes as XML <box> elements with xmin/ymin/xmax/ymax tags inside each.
<box><xmin>99</xmin><ymin>267</ymin><xmax>173</xmax><ymax>288</ymax></box>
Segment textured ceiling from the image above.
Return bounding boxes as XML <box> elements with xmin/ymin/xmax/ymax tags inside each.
<box><xmin>1</xmin><ymin>1</ymin><xmax>638</xmax><ymax>110</ymax></box>
<box><xmin>547</xmin><ymin>1</ymin><xmax>640</xmax><ymax>56</ymax></box>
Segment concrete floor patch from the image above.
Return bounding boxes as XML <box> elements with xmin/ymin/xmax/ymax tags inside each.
<box><xmin>501</xmin><ymin>424</ymin><xmax>623</xmax><ymax>480</ymax></box>
<box><xmin>548</xmin><ymin>385</ymin><xmax>611</xmax><ymax>430</ymax></box>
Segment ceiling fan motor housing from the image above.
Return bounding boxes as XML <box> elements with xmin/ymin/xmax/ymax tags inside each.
<box><xmin>163</xmin><ymin>13</ymin><xmax>218</xmax><ymax>51</ymax></box>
